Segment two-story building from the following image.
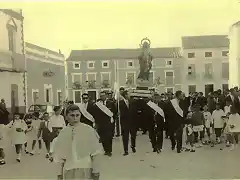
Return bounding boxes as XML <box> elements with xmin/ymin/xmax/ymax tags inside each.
<box><xmin>66</xmin><ymin>47</ymin><xmax>183</xmax><ymax>103</ymax></box>
<box><xmin>25</xmin><ymin>43</ymin><xmax>65</xmax><ymax>107</ymax></box>
<box><xmin>181</xmin><ymin>35</ymin><xmax>229</xmax><ymax>95</ymax></box>
<box><xmin>0</xmin><ymin>9</ymin><xmax>26</xmax><ymax>114</ymax></box>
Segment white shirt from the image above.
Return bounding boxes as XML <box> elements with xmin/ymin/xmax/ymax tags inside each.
<box><xmin>224</xmin><ymin>105</ymin><xmax>231</xmax><ymax>115</ymax></box>
<box><xmin>48</xmin><ymin>114</ymin><xmax>66</xmax><ymax>131</ymax></box>
<box><xmin>228</xmin><ymin>113</ymin><xmax>240</xmax><ymax>133</ymax></box>
<box><xmin>212</xmin><ymin>109</ymin><xmax>225</xmax><ymax>128</ymax></box>
<box><xmin>82</xmin><ymin>102</ymin><xmax>88</xmax><ymax>109</ymax></box>
<box><xmin>203</xmin><ymin>111</ymin><xmax>212</xmax><ymax>128</ymax></box>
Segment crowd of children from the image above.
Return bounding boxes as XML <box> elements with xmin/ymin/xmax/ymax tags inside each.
<box><xmin>0</xmin><ymin>112</ymin><xmax>53</xmax><ymax>165</ymax></box>
<box><xmin>184</xmin><ymin>101</ymin><xmax>240</xmax><ymax>152</ymax></box>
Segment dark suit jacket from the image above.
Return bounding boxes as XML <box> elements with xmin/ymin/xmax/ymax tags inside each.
<box><xmin>106</xmin><ymin>99</ymin><xmax>118</xmax><ymax>120</ymax></box>
<box><xmin>80</xmin><ymin>102</ymin><xmax>94</xmax><ymax>127</ymax></box>
<box><xmin>119</xmin><ymin>99</ymin><xmax>131</xmax><ymax>127</ymax></box>
<box><xmin>92</xmin><ymin>103</ymin><xmax>112</xmax><ymax>129</ymax></box>
<box><xmin>164</xmin><ymin>100</ymin><xmax>184</xmax><ymax>133</ymax></box>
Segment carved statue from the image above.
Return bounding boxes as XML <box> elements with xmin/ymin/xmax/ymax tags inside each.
<box><xmin>137</xmin><ymin>38</ymin><xmax>153</xmax><ymax>81</ymax></box>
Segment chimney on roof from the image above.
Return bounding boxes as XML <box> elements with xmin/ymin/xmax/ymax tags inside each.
<box><xmin>59</xmin><ymin>49</ymin><xmax>62</xmax><ymax>54</ymax></box>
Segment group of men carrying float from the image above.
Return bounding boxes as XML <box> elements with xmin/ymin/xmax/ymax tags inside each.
<box><xmin>61</xmin><ymin>87</ymin><xmax>185</xmax><ymax>156</ymax></box>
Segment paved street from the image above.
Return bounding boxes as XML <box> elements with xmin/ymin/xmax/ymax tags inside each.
<box><xmin>0</xmin><ymin>133</ymin><xmax>240</xmax><ymax>180</ymax></box>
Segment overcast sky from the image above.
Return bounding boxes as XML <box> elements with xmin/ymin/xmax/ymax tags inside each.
<box><xmin>1</xmin><ymin>0</ymin><xmax>240</xmax><ymax>57</ymax></box>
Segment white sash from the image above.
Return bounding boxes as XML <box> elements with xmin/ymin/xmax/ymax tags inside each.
<box><xmin>78</xmin><ymin>104</ymin><xmax>95</xmax><ymax>122</ymax></box>
<box><xmin>95</xmin><ymin>102</ymin><xmax>113</xmax><ymax>117</ymax></box>
<box><xmin>147</xmin><ymin>101</ymin><xmax>165</xmax><ymax>118</ymax></box>
<box><xmin>170</xmin><ymin>99</ymin><xmax>183</xmax><ymax>117</ymax></box>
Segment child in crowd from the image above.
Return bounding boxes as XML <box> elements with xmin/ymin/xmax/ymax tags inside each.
<box><xmin>212</xmin><ymin>103</ymin><xmax>226</xmax><ymax>144</ymax></box>
<box><xmin>25</xmin><ymin>118</ymin><xmax>42</xmax><ymax>155</ymax></box>
<box><xmin>203</xmin><ymin>105</ymin><xmax>212</xmax><ymax>144</ymax></box>
<box><xmin>227</xmin><ymin>105</ymin><xmax>240</xmax><ymax>150</ymax></box>
<box><xmin>38</xmin><ymin>112</ymin><xmax>52</xmax><ymax>158</ymax></box>
<box><xmin>191</xmin><ymin>104</ymin><xmax>205</xmax><ymax>147</ymax></box>
<box><xmin>224</xmin><ymin>100</ymin><xmax>232</xmax><ymax>147</ymax></box>
<box><xmin>7</xmin><ymin>113</ymin><xmax>27</xmax><ymax>162</ymax></box>
<box><xmin>185</xmin><ymin>118</ymin><xmax>195</xmax><ymax>152</ymax></box>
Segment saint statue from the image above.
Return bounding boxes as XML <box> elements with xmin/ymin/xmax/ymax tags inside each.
<box><xmin>137</xmin><ymin>38</ymin><xmax>153</xmax><ymax>81</ymax></box>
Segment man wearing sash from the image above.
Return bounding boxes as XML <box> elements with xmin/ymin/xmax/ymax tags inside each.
<box><xmin>80</xmin><ymin>93</ymin><xmax>95</xmax><ymax>127</ymax></box>
<box><xmin>145</xmin><ymin>97</ymin><xmax>165</xmax><ymax>153</ymax></box>
<box><xmin>105</xmin><ymin>91</ymin><xmax>118</xmax><ymax>138</ymax></box>
<box><xmin>92</xmin><ymin>92</ymin><xmax>114</xmax><ymax>157</ymax></box>
<box><xmin>164</xmin><ymin>90</ymin><xmax>184</xmax><ymax>153</ymax></box>
<box><xmin>119</xmin><ymin>91</ymin><xmax>136</xmax><ymax>156</ymax></box>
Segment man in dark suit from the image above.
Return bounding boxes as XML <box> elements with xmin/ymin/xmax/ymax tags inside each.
<box><xmin>119</xmin><ymin>90</ymin><xmax>137</xmax><ymax>155</ymax></box>
<box><xmin>80</xmin><ymin>93</ymin><xmax>94</xmax><ymax>127</ymax></box>
<box><xmin>164</xmin><ymin>90</ymin><xmax>185</xmax><ymax>153</ymax></box>
<box><xmin>106</xmin><ymin>91</ymin><xmax>118</xmax><ymax>138</ymax></box>
<box><xmin>92</xmin><ymin>92</ymin><xmax>114</xmax><ymax>156</ymax></box>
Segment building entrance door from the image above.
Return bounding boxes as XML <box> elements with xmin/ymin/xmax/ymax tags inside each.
<box><xmin>205</xmin><ymin>84</ymin><xmax>214</xmax><ymax>96</ymax></box>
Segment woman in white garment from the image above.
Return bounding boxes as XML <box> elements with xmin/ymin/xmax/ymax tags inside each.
<box><xmin>53</xmin><ymin>104</ymin><xmax>102</xmax><ymax>180</ymax></box>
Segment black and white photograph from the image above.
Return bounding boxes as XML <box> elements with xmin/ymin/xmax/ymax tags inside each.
<box><xmin>0</xmin><ymin>0</ymin><xmax>240</xmax><ymax>179</ymax></box>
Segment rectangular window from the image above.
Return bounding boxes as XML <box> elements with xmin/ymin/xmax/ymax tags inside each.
<box><xmin>72</xmin><ymin>74</ymin><xmax>82</xmax><ymax>84</ymax></box>
<box><xmin>74</xmin><ymin>91</ymin><xmax>81</xmax><ymax>103</ymax></box>
<box><xmin>166</xmin><ymin>60</ymin><xmax>173</xmax><ymax>66</ymax></box>
<box><xmin>102</xmin><ymin>61</ymin><xmax>109</xmax><ymax>68</ymax></box>
<box><xmin>188</xmin><ymin>53</ymin><xmax>195</xmax><ymax>58</ymax></box>
<box><xmin>127</xmin><ymin>60</ymin><xmax>133</xmax><ymax>68</ymax></box>
<box><xmin>45</xmin><ymin>89</ymin><xmax>50</xmax><ymax>103</ymax></box>
<box><xmin>165</xmin><ymin>71</ymin><xmax>174</xmax><ymax>85</ymax></box>
<box><xmin>32</xmin><ymin>91</ymin><xmax>39</xmax><ymax>104</ymax></box>
<box><xmin>126</xmin><ymin>72</ymin><xmax>135</xmax><ymax>85</ymax></box>
<box><xmin>222</xmin><ymin>84</ymin><xmax>229</xmax><ymax>91</ymax></box>
<box><xmin>188</xmin><ymin>64</ymin><xmax>195</xmax><ymax>75</ymax></box>
<box><xmin>188</xmin><ymin>85</ymin><xmax>196</xmax><ymax>93</ymax></box>
<box><xmin>222</xmin><ymin>63</ymin><xmax>229</xmax><ymax>79</ymax></box>
<box><xmin>57</xmin><ymin>91</ymin><xmax>62</xmax><ymax>105</ymax></box>
<box><xmin>73</xmin><ymin>62</ymin><xmax>80</xmax><ymax>69</ymax></box>
<box><xmin>222</xmin><ymin>51</ymin><xmax>229</xmax><ymax>57</ymax></box>
<box><xmin>204</xmin><ymin>63</ymin><xmax>213</xmax><ymax>77</ymax></box>
<box><xmin>8</xmin><ymin>29</ymin><xmax>15</xmax><ymax>52</ymax></box>
<box><xmin>87</xmin><ymin>61</ymin><xmax>95</xmax><ymax>69</ymax></box>
<box><xmin>205</xmin><ymin>52</ymin><xmax>212</xmax><ymax>57</ymax></box>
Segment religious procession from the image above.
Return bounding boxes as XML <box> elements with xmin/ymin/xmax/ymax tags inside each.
<box><xmin>1</xmin><ymin>85</ymin><xmax>240</xmax><ymax>179</ymax></box>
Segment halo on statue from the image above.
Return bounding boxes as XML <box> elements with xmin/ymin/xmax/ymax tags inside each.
<box><xmin>140</xmin><ymin>37</ymin><xmax>151</xmax><ymax>48</ymax></box>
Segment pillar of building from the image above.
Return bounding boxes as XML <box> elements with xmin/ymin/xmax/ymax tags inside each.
<box><xmin>228</xmin><ymin>21</ymin><xmax>240</xmax><ymax>88</ymax></box>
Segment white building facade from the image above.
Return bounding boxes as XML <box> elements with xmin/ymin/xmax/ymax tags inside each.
<box><xmin>228</xmin><ymin>21</ymin><xmax>240</xmax><ymax>88</ymax></box>
<box><xmin>181</xmin><ymin>35</ymin><xmax>229</xmax><ymax>95</ymax></box>
<box><xmin>0</xmin><ymin>9</ymin><xmax>26</xmax><ymax>114</ymax></box>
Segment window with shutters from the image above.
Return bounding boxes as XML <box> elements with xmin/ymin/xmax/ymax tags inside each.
<box><xmin>165</xmin><ymin>71</ymin><xmax>174</xmax><ymax>85</ymax></box>
<box><xmin>204</xmin><ymin>63</ymin><xmax>213</xmax><ymax>78</ymax></box>
<box><xmin>126</xmin><ymin>72</ymin><xmax>135</xmax><ymax>85</ymax></box>
<box><xmin>222</xmin><ymin>63</ymin><xmax>229</xmax><ymax>79</ymax></box>
<box><xmin>73</xmin><ymin>90</ymin><xmax>82</xmax><ymax>103</ymax></box>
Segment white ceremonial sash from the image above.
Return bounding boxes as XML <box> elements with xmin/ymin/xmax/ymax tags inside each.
<box><xmin>170</xmin><ymin>99</ymin><xmax>183</xmax><ymax>117</ymax></box>
<box><xmin>95</xmin><ymin>102</ymin><xmax>113</xmax><ymax>117</ymax></box>
<box><xmin>147</xmin><ymin>101</ymin><xmax>165</xmax><ymax>118</ymax></box>
<box><xmin>78</xmin><ymin>104</ymin><xmax>95</xmax><ymax>122</ymax></box>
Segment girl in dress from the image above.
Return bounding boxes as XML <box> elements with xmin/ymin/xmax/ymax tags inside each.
<box><xmin>53</xmin><ymin>104</ymin><xmax>102</xmax><ymax>180</ymax></box>
<box><xmin>203</xmin><ymin>105</ymin><xmax>212</xmax><ymax>144</ymax></box>
<box><xmin>212</xmin><ymin>103</ymin><xmax>225</xmax><ymax>144</ymax></box>
<box><xmin>7</xmin><ymin>113</ymin><xmax>27</xmax><ymax>162</ymax></box>
<box><xmin>227</xmin><ymin>105</ymin><xmax>240</xmax><ymax>150</ymax></box>
<box><xmin>224</xmin><ymin>100</ymin><xmax>232</xmax><ymax>146</ymax></box>
<box><xmin>25</xmin><ymin>118</ymin><xmax>42</xmax><ymax>155</ymax></box>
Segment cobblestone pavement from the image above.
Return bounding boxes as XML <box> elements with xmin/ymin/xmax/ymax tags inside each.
<box><xmin>0</xmin><ymin>133</ymin><xmax>240</xmax><ymax>180</ymax></box>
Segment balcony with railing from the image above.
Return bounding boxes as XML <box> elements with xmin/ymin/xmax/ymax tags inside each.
<box><xmin>86</xmin><ymin>80</ymin><xmax>96</xmax><ymax>89</ymax></box>
<box><xmin>101</xmin><ymin>79</ymin><xmax>110</xmax><ymax>88</ymax></box>
<box><xmin>72</xmin><ymin>81</ymin><xmax>82</xmax><ymax>90</ymax></box>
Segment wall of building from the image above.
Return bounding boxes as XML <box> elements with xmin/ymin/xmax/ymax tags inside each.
<box><xmin>25</xmin><ymin>43</ymin><xmax>65</xmax><ymax>107</ymax></box>
<box><xmin>228</xmin><ymin>22</ymin><xmax>240</xmax><ymax>88</ymax></box>
<box><xmin>182</xmin><ymin>48</ymin><xmax>229</xmax><ymax>95</ymax></box>
<box><xmin>0</xmin><ymin>9</ymin><xmax>26</xmax><ymax>114</ymax></box>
